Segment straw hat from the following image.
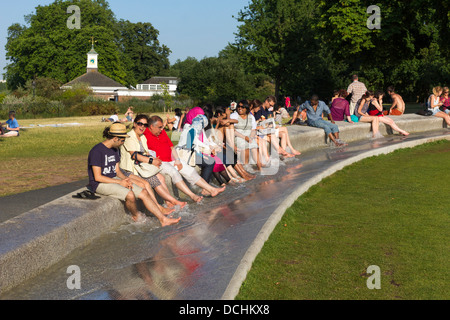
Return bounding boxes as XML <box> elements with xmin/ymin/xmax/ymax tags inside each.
<box><xmin>109</xmin><ymin>123</ymin><xmax>129</xmax><ymax>138</ymax></box>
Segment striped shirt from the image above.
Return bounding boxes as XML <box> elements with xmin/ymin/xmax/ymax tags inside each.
<box><xmin>347</xmin><ymin>81</ymin><xmax>367</xmax><ymax>104</ymax></box>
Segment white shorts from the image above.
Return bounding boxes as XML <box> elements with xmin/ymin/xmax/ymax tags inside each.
<box><xmin>1</xmin><ymin>131</ymin><xmax>19</xmax><ymax>137</ymax></box>
<box><xmin>160</xmin><ymin>160</ymin><xmax>201</xmax><ymax>186</ymax></box>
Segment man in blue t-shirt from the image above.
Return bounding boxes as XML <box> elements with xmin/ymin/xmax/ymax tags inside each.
<box><xmin>88</xmin><ymin>122</ymin><xmax>180</xmax><ymax>226</ymax></box>
<box><xmin>0</xmin><ymin>111</ymin><xmax>20</xmax><ymax>137</ymax></box>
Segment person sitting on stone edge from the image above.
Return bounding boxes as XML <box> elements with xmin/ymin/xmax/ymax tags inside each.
<box><xmin>87</xmin><ymin>122</ymin><xmax>181</xmax><ymax>226</ymax></box>
<box><xmin>298</xmin><ymin>94</ymin><xmax>347</xmax><ymax>147</ymax></box>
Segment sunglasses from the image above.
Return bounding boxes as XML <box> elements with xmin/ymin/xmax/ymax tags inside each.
<box><xmin>136</xmin><ymin>122</ymin><xmax>149</xmax><ymax>128</ymax></box>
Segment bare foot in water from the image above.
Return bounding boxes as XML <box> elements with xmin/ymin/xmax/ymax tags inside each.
<box><xmin>280</xmin><ymin>152</ymin><xmax>295</xmax><ymax>158</ymax></box>
<box><xmin>202</xmin><ymin>186</ymin><xmax>226</xmax><ymax>197</ymax></box>
<box><xmin>166</xmin><ymin>202</ymin><xmax>175</xmax><ymax>208</ymax></box>
<box><xmin>160</xmin><ymin>206</ymin><xmax>176</xmax><ymax>216</ymax></box>
<box><xmin>132</xmin><ymin>212</ymin><xmax>148</xmax><ymax>224</ymax></box>
<box><xmin>160</xmin><ymin>216</ymin><xmax>181</xmax><ymax>227</ymax></box>
<box><xmin>168</xmin><ymin>200</ymin><xmax>187</xmax><ymax>209</ymax></box>
<box><xmin>191</xmin><ymin>194</ymin><xmax>204</xmax><ymax>203</ymax></box>
<box><xmin>335</xmin><ymin>141</ymin><xmax>348</xmax><ymax>147</ymax></box>
<box><xmin>230</xmin><ymin>177</ymin><xmax>246</xmax><ymax>183</ymax></box>
<box><xmin>244</xmin><ymin>174</ymin><xmax>256</xmax><ymax>181</ymax></box>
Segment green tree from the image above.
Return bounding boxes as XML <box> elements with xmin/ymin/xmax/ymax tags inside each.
<box><xmin>4</xmin><ymin>0</ymin><xmax>170</xmax><ymax>90</ymax></box>
<box><xmin>174</xmin><ymin>56</ymin><xmax>256</xmax><ymax>106</ymax></box>
<box><xmin>117</xmin><ymin>20</ymin><xmax>171</xmax><ymax>84</ymax></box>
<box><xmin>161</xmin><ymin>82</ymin><xmax>173</xmax><ymax>112</ymax></box>
<box><xmin>24</xmin><ymin>77</ymin><xmax>62</xmax><ymax>99</ymax></box>
<box><xmin>233</xmin><ymin>0</ymin><xmax>320</xmax><ymax>99</ymax></box>
<box><xmin>316</xmin><ymin>0</ymin><xmax>450</xmax><ymax>101</ymax></box>
<box><xmin>5</xmin><ymin>0</ymin><xmax>124</xmax><ymax>89</ymax></box>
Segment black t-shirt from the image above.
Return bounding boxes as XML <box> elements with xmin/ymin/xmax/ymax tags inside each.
<box><xmin>254</xmin><ymin>107</ymin><xmax>271</xmax><ymax>121</ymax></box>
<box><xmin>88</xmin><ymin>143</ymin><xmax>120</xmax><ymax>192</ymax></box>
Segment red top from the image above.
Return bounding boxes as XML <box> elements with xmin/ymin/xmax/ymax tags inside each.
<box><xmin>143</xmin><ymin>129</ymin><xmax>174</xmax><ymax>162</ymax></box>
<box><xmin>440</xmin><ymin>96</ymin><xmax>450</xmax><ymax>109</ymax></box>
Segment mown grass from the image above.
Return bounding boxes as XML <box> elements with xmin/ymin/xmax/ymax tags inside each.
<box><xmin>0</xmin><ymin>114</ymin><xmax>168</xmax><ymax>196</ymax></box>
<box><xmin>236</xmin><ymin>140</ymin><xmax>450</xmax><ymax>300</ymax></box>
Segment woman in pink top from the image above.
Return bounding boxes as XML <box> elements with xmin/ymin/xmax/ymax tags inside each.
<box><xmin>330</xmin><ymin>90</ymin><xmax>354</xmax><ymax>122</ymax></box>
<box><xmin>440</xmin><ymin>87</ymin><xmax>450</xmax><ymax>114</ymax></box>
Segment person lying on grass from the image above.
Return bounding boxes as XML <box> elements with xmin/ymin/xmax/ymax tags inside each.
<box><xmin>87</xmin><ymin>122</ymin><xmax>181</xmax><ymax>226</ymax></box>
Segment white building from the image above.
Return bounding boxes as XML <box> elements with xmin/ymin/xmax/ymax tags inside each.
<box><xmin>62</xmin><ymin>46</ymin><xmax>179</xmax><ymax>102</ymax></box>
<box><xmin>62</xmin><ymin>46</ymin><xmax>128</xmax><ymax>101</ymax></box>
<box><xmin>136</xmin><ymin>77</ymin><xmax>179</xmax><ymax>96</ymax></box>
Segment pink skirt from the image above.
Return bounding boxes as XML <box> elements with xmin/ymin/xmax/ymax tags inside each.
<box><xmin>213</xmin><ymin>155</ymin><xmax>226</xmax><ymax>173</ymax></box>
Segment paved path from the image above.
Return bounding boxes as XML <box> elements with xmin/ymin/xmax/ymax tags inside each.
<box><xmin>1</xmin><ymin>130</ymin><xmax>449</xmax><ymax>300</ymax></box>
<box><xmin>0</xmin><ymin>180</ymin><xmax>88</xmax><ymax>224</ymax></box>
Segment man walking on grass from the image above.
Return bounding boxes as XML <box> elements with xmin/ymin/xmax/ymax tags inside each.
<box><xmin>88</xmin><ymin>122</ymin><xmax>180</xmax><ymax>226</ymax></box>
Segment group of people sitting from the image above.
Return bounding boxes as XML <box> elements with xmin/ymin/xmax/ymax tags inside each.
<box><xmin>425</xmin><ymin>86</ymin><xmax>450</xmax><ymax>126</ymax></box>
<box><xmin>289</xmin><ymin>76</ymin><xmax>412</xmax><ymax>140</ymax></box>
<box><xmin>86</xmin><ymin>82</ymin><xmax>450</xmax><ymax>227</ymax></box>
<box><xmin>87</xmin><ymin>96</ymin><xmax>302</xmax><ymax>226</ymax></box>
<box><xmin>289</xmin><ymin>77</ymin><xmax>450</xmax><ymax>141</ymax></box>
<box><xmin>329</xmin><ymin>88</ymin><xmax>410</xmax><ymax>137</ymax></box>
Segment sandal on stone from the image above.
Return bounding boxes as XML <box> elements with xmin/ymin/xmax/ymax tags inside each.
<box><xmin>72</xmin><ymin>190</ymin><xmax>100</xmax><ymax>200</ymax></box>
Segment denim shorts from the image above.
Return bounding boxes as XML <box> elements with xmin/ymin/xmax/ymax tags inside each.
<box><xmin>429</xmin><ymin>107</ymin><xmax>441</xmax><ymax>116</ymax></box>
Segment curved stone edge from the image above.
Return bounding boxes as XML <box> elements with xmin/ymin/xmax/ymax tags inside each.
<box><xmin>221</xmin><ymin>134</ymin><xmax>450</xmax><ymax>300</ymax></box>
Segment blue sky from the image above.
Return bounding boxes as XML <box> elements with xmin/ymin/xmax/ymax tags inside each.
<box><xmin>0</xmin><ymin>0</ymin><xmax>250</xmax><ymax>80</ymax></box>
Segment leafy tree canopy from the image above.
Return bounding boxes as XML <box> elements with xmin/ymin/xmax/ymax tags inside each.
<box><xmin>4</xmin><ymin>0</ymin><xmax>170</xmax><ymax>90</ymax></box>
<box><xmin>231</xmin><ymin>0</ymin><xmax>449</xmax><ymax>102</ymax></box>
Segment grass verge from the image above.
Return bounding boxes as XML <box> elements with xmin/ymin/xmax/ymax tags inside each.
<box><xmin>236</xmin><ymin>140</ymin><xmax>450</xmax><ymax>300</ymax></box>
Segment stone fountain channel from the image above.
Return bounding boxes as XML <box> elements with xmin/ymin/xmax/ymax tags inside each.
<box><xmin>2</xmin><ymin>130</ymin><xmax>449</xmax><ymax>300</ymax></box>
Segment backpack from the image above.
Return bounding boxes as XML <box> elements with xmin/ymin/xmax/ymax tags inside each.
<box><xmin>425</xmin><ymin>95</ymin><xmax>433</xmax><ymax>109</ymax></box>
<box><xmin>417</xmin><ymin>95</ymin><xmax>434</xmax><ymax>116</ymax></box>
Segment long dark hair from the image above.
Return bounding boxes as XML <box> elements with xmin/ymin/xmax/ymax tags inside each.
<box><xmin>134</xmin><ymin>114</ymin><xmax>149</xmax><ymax>124</ymax></box>
<box><xmin>214</xmin><ymin>107</ymin><xmax>225</xmax><ymax>117</ymax></box>
<box><xmin>362</xmin><ymin>90</ymin><xmax>375</xmax><ymax>100</ymax></box>
<box><xmin>238</xmin><ymin>100</ymin><xmax>250</xmax><ymax>115</ymax></box>
<box><xmin>374</xmin><ymin>90</ymin><xmax>384</xmax><ymax>99</ymax></box>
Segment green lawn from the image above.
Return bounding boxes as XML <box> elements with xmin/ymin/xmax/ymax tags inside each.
<box><xmin>237</xmin><ymin>140</ymin><xmax>450</xmax><ymax>300</ymax></box>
